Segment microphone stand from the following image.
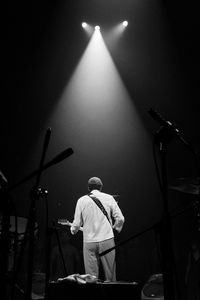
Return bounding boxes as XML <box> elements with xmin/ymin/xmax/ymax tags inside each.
<box><xmin>7</xmin><ymin>148</ymin><xmax>74</xmax><ymax>193</ymax></box>
<box><xmin>154</xmin><ymin>128</ymin><xmax>178</xmax><ymax>300</ymax></box>
<box><xmin>100</xmin><ymin>126</ymin><xmax>179</xmax><ymax>299</ymax></box>
<box><xmin>0</xmin><ymin>141</ymin><xmax>74</xmax><ymax>299</ymax></box>
<box><xmin>25</xmin><ymin>127</ymin><xmax>51</xmax><ymax>300</ymax></box>
<box><xmin>0</xmin><ymin>187</ymin><xmax>14</xmax><ymax>300</ymax></box>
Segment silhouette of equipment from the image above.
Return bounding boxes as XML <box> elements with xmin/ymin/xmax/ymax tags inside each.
<box><xmin>100</xmin><ymin>108</ymin><xmax>200</xmax><ymax>300</ymax></box>
<box><xmin>0</xmin><ymin>127</ymin><xmax>74</xmax><ymax>300</ymax></box>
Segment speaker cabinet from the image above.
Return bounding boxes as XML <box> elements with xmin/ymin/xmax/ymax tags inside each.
<box><xmin>46</xmin><ymin>281</ymin><xmax>141</xmax><ymax>300</ymax></box>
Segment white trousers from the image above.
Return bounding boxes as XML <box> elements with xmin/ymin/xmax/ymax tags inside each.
<box><xmin>83</xmin><ymin>238</ymin><xmax>116</xmax><ymax>281</ymax></box>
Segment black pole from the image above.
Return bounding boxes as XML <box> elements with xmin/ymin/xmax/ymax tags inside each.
<box><xmin>44</xmin><ymin>222</ymin><xmax>68</xmax><ymax>299</ymax></box>
<box><xmin>158</xmin><ymin>140</ymin><xmax>177</xmax><ymax>300</ymax></box>
<box><xmin>0</xmin><ymin>189</ymin><xmax>14</xmax><ymax>300</ymax></box>
<box><xmin>25</xmin><ymin>128</ymin><xmax>51</xmax><ymax>300</ymax></box>
<box><xmin>44</xmin><ymin>226</ymin><xmax>53</xmax><ymax>300</ymax></box>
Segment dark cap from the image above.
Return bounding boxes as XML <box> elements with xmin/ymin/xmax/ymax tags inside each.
<box><xmin>88</xmin><ymin>177</ymin><xmax>103</xmax><ymax>191</ymax></box>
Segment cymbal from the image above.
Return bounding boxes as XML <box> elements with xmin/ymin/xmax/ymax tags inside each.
<box><xmin>169</xmin><ymin>177</ymin><xmax>200</xmax><ymax>195</ymax></box>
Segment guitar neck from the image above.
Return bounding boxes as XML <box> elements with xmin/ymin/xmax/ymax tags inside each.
<box><xmin>58</xmin><ymin>219</ymin><xmax>83</xmax><ymax>232</ymax></box>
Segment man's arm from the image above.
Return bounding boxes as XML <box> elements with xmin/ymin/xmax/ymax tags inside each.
<box><xmin>112</xmin><ymin>200</ymin><xmax>125</xmax><ymax>233</ymax></box>
<box><xmin>70</xmin><ymin>199</ymin><xmax>83</xmax><ymax>235</ymax></box>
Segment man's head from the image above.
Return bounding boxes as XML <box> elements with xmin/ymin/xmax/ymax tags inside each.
<box><xmin>88</xmin><ymin>177</ymin><xmax>103</xmax><ymax>192</ymax></box>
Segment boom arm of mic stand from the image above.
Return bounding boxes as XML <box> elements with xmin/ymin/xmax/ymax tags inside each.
<box><xmin>8</xmin><ymin>148</ymin><xmax>74</xmax><ymax>192</ymax></box>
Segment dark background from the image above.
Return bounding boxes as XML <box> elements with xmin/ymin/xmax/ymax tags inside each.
<box><xmin>2</xmin><ymin>0</ymin><xmax>200</xmax><ymax>297</ymax></box>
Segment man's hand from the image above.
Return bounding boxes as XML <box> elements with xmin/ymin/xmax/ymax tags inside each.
<box><xmin>112</xmin><ymin>224</ymin><xmax>122</xmax><ymax>233</ymax></box>
<box><xmin>112</xmin><ymin>218</ymin><xmax>125</xmax><ymax>233</ymax></box>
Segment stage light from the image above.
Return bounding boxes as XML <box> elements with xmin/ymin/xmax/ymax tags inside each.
<box><xmin>95</xmin><ymin>25</ymin><xmax>100</xmax><ymax>31</ymax></box>
<box><xmin>122</xmin><ymin>20</ymin><xmax>128</xmax><ymax>27</ymax></box>
<box><xmin>82</xmin><ymin>22</ymin><xmax>87</xmax><ymax>28</ymax></box>
<box><xmin>81</xmin><ymin>23</ymin><xmax>93</xmax><ymax>36</ymax></box>
<box><xmin>104</xmin><ymin>20</ymin><xmax>129</xmax><ymax>47</ymax></box>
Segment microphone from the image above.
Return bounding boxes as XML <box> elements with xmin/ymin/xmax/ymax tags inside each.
<box><xmin>148</xmin><ymin>108</ymin><xmax>179</xmax><ymax>133</ymax></box>
<box><xmin>148</xmin><ymin>108</ymin><xmax>193</xmax><ymax>151</ymax></box>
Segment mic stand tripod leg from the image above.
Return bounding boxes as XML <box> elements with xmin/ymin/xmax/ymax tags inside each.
<box><xmin>53</xmin><ymin>222</ymin><xmax>68</xmax><ymax>277</ymax></box>
<box><xmin>44</xmin><ymin>221</ymin><xmax>68</xmax><ymax>299</ymax></box>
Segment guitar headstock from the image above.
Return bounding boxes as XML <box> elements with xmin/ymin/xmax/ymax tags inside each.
<box><xmin>58</xmin><ymin>219</ymin><xmax>71</xmax><ymax>226</ymax></box>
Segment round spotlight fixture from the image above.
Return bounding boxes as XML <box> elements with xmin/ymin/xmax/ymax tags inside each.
<box><xmin>122</xmin><ymin>20</ymin><xmax>128</xmax><ymax>27</ymax></box>
<box><xmin>82</xmin><ymin>22</ymin><xmax>87</xmax><ymax>28</ymax></box>
<box><xmin>95</xmin><ymin>25</ymin><xmax>100</xmax><ymax>30</ymax></box>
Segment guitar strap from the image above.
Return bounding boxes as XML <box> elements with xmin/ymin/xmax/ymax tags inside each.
<box><xmin>88</xmin><ymin>194</ymin><xmax>111</xmax><ymax>225</ymax></box>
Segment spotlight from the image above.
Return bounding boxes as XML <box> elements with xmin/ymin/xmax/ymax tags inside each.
<box><xmin>95</xmin><ymin>25</ymin><xmax>100</xmax><ymax>31</ymax></box>
<box><xmin>122</xmin><ymin>20</ymin><xmax>128</xmax><ymax>27</ymax></box>
<box><xmin>82</xmin><ymin>22</ymin><xmax>87</xmax><ymax>28</ymax></box>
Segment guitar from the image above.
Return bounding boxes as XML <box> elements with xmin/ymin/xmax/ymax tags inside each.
<box><xmin>58</xmin><ymin>219</ymin><xmax>83</xmax><ymax>232</ymax></box>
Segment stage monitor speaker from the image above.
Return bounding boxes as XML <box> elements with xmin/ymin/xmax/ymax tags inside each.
<box><xmin>46</xmin><ymin>281</ymin><xmax>141</xmax><ymax>300</ymax></box>
<box><xmin>141</xmin><ymin>274</ymin><xmax>164</xmax><ymax>300</ymax></box>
